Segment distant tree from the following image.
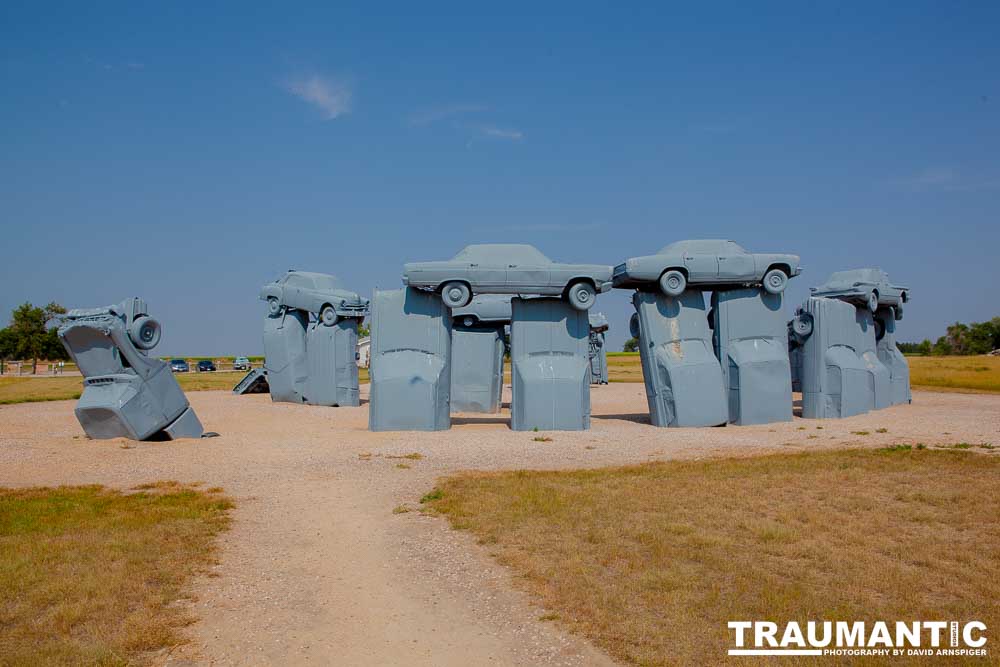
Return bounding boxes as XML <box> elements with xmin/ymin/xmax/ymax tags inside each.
<box><xmin>917</xmin><ymin>339</ymin><xmax>932</xmax><ymax>355</ymax></box>
<box><xmin>1</xmin><ymin>302</ymin><xmax>69</xmax><ymax>373</ymax></box>
<box><xmin>358</xmin><ymin>322</ymin><xmax>371</xmax><ymax>338</ymax></box>
<box><xmin>623</xmin><ymin>337</ymin><xmax>639</xmax><ymax>353</ymax></box>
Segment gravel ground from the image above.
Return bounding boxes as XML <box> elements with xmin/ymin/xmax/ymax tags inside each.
<box><xmin>1</xmin><ymin>385</ymin><xmax>998</xmax><ymax>666</ymax></box>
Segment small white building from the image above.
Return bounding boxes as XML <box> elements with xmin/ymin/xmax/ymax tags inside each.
<box><xmin>356</xmin><ymin>336</ymin><xmax>371</xmax><ymax>368</ymax></box>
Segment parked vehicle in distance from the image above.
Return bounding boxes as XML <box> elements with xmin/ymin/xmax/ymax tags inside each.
<box><xmin>260</xmin><ymin>271</ymin><xmax>370</xmax><ymax>326</ymax></box>
<box><xmin>810</xmin><ymin>268</ymin><xmax>908</xmax><ymax>317</ymax></box>
<box><xmin>233</xmin><ymin>356</ymin><xmax>251</xmax><ymax>371</ymax></box>
<box><xmin>612</xmin><ymin>239</ymin><xmax>802</xmax><ymax>297</ymax></box>
<box><xmin>169</xmin><ymin>359</ymin><xmax>189</xmax><ymax>373</ymax></box>
<box><xmin>197</xmin><ymin>360</ymin><xmax>216</xmax><ymax>372</ymax></box>
<box><xmin>403</xmin><ymin>244</ymin><xmax>613</xmax><ymax>311</ymax></box>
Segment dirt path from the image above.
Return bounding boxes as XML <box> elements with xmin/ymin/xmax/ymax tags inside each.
<box><xmin>2</xmin><ymin>386</ymin><xmax>998</xmax><ymax>666</ymax></box>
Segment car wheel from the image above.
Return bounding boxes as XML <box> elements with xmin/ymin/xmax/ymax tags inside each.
<box><xmin>267</xmin><ymin>297</ymin><xmax>281</xmax><ymax>316</ymax></box>
<box><xmin>659</xmin><ymin>270</ymin><xmax>686</xmax><ymax>297</ymax></box>
<box><xmin>792</xmin><ymin>313</ymin><xmax>813</xmax><ymax>338</ymax></box>
<box><xmin>629</xmin><ymin>313</ymin><xmax>640</xmax><ymax>339</ymax></box>
<box><xmin>320</xmin><ymin>305</ymin><xmax>338</xmax><ymax>326</ymax></box>
<box><xmin>441</xmin><ymin>282</ymin><xmax>472</xmax><ymax>308</ymax></box>
<box><xmin>874</xmin><ymin>318</ymin><xmax>886</xmax><ymax>342</ymax></box>
<box><xmin>867</xmin><ymin>290</ymin><xmax>879</xmax><ymax>313</ymax></box>
<box><xmin>566</xmin><ymin>280</ymin><xmax>596</xmax><ymax>311</ymax></box>
<box><xmin>762</xmin><ymin>268</ymin><xmax>789</xmax><ymax>294</ymax></box>
<box><xmin>129</xmin><ymin>316</ymin><xmax>161</xmax><ymax>350</ymax></box>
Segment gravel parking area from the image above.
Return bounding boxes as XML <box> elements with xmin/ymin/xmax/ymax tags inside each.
<box><xmin>1</xmin><ymin>385</ymin><xmax>997</xmax><ymax>666</ymax></box>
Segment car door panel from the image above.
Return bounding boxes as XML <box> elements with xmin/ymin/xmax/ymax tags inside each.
<box><xmin>719</xmin><ymin>254</ymin><xmax>754</xmax><ymax>281</ymax></box>
<box><xmin>506</xmin><ymin>263</ymin><xmax>551</xmax><ymax>292</ymax></box>
<box><xmin>683</xmin><ymin>254</ymin><xmax>719</xmax><ymax>281</ymax></box>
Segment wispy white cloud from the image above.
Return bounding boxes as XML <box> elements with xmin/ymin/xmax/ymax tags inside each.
<box><xmin>895</xmin><ymin>166</ymin><xmax>1000</xmax><ymax>192</ymax></box>
<box><xmin>479</xmin><ymin>124</ymin><xmax>523</xmax><ymax>141</ymax></box>
<box><xmin>284</xmin><ymin>74</ymin><xmax>352</xmax><ymax>120</ymax></box>
<box><xmin>409</xmin><ymin>104</ymin><xmax>488</xmax><ymax>126</ymax></box>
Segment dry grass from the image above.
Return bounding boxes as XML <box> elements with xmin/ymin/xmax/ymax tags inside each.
<box><xmin>0</xmin><ymin>368</ymin><xmax>370</xmax><ymax>405</ymax></box>
<box><xmin>425</xmin><ymin>448</ymin><xmax>1000</xmax><ymax>665</ymax></box>
<box><xmin>907</xmin><ymin>355</ymin><xmax>1000</xmax><ymax>393</ymax></box>
<box><xmin>0</xmin><ymin>483</ymin><xmax>233</xmax><ymax>666</ymax></box>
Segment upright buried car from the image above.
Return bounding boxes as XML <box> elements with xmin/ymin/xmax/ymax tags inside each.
<box><xmin>612</xmin><ymin>239</ymin><xmax>801</xmax><ymax>296</ymax></box>
<box><xmin>260</xmin><ymin>270</ymin><xmax>370</xmax><ymax>324</ymax></box>
<box><xmin>810</xmin><ymin>268</ymin><xmax>908</xmax><ymax>317</ymax></box>
<box><xmin>403</xmin><ymin>244</ymin><xmax>613</xmax><ymax>311</ymax></box>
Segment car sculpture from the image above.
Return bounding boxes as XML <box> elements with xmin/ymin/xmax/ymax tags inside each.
<box><xmin>403</xmin><ymin>244</ymin><xmax>613</xmax><ymax>311</ymax></box>
<box><xmin>810</xmin><ymin>268</ymin><xmax>908</xmax><ymax>317</ymax></box>
<box><xmin>450</xmin><ymin>295</ymin><xmax>513</xmax><ymax>327</ymax></box>
<box><xmin>260</xmin><ymin>270</ymin><xmax>370</xmax><ymax>325</ymax></box>
<box><xmin>612</xmin><ymin>239</ymin><xmax>802</xmax><ymax>296</ymax></box>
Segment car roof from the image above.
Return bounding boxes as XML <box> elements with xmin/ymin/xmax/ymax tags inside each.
<box><xmin>282</xmin><ymin>271</ymin><xmax>345</xmax><ymax>289</ymax></box>
<box><xmin>823</xmin><ymin>268</ymin><xmax>888</xmax><ymax>285</ymax></box>
<box><xmin>657</xmin><ymin>239</ymin><xmax>744</xmax><ymax>254</ymax></box>
<box><xmin>453</xmin><ymin>244</ymin><xmax>551</xmax><ymax>264</ymax></box>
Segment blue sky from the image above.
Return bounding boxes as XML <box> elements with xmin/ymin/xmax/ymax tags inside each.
<box><xmin>2</xmin><ymin>2</ymin><xmax>997</xmax><ymax>355</ymax></box>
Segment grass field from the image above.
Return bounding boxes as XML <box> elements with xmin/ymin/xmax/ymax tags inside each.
<box><xmin>425</xmin><ymin>447</ymin><xmax>1000</xmax><ymax>665</ymax></box>
<box><xmin>0</xmin><ymin>483</ymin><xmax>232</xmax><ymax>665</ymax></box>
<box><xmin>0</xmin><ymin>368</ymin><xmax>371</xmax><ymax>405</ymax></box>
<box><xmin>0</xmin><ymin>356</ymin><xmax>995</xmax><ymax>405</ymax></box>
<box><xmin>906</xmin><ymin>354</ymin><xmax>1000</xmax><ymax>393</ymax></box>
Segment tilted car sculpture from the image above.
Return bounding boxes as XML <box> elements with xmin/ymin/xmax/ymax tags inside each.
<box><xmin>810</xmin><ymin>268</ymin><xmax>908</xmax><ymax>317</ymax></box>
<box><xmin>403</xmin><ymin>244</ymin><xmax>613</xmax><ymax>311</ymax></box>
<box><xmin>612</xmin><ymin>239</ymin><xmax>802</xmax><ymax>296</ymax></box>
<box><xmin>260</xmin><ymin>270</ymin><xmax>370</xmax><ymax>325</ymax></box>
<box><xmin>57</xmin><ymin>298</ymin><xmax>204</xmax><ymax>440</ymax></box>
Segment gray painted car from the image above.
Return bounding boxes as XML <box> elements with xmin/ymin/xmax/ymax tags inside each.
<box><xmin>612</xmin><ymin>239</ymin><xmax>802</xmax><ymax>296</ymax></box>
<box><xmin>810</xmin><ymin>268</ymin><xmax>908</xmax><ymax>317</ymax></box>
<box><xmin>260</xmin><ymin>270</ymin><xmax>370</xmax><ymax>325</ymax></box>
<box><xmin>450</xmin><ymin>295</ymin><xmax>513</xmax><ymax>327</ymax></box>
<box><xmin>403</xmin><ymin>244</ymin><xmax>613</xmax><ymax>311</ymax></box>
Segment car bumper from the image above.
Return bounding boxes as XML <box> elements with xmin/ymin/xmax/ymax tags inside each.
<box><xmin>598</xmin><ymin>280</ymin><xmax>613</xmax><ymax>293</ymax></box>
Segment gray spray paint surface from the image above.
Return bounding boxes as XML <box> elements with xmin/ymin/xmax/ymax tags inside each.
<box><xmin>369</xmin><ymin>287</ymin><xmax>452</xmax><ymax>431</ymax></box>
<box><xmin>57</xmin><ymin>298</ymin><xmax>204</xmax><ymax>440</ymax></box>
<box><xmin>259</xmin><ymin>271</ymin><xmax>368</xmax><ymax>407</ymax></box>
<box><xmin>588</xmin><ymin>312</ymin><xmax>609</xmax><ymax>385</ymax></box>
<box><xmin>875</xmin><ymin>307</ymin><xmax>912</xmax><ymax>406</ymax></box>
<box><xmin>509</xmin><ymin>297</ymin><xmax>591</xmax><ymax>431</ymax></box>
<box><xmin>450</xmin><ymin>295</ymin><xmax>509</xmax><ymax>413</ymax></box>
<box><xmin>712</xmin><ymin>288</ymin><xmax>793</xmax><ymax>425</ymax></box>
<box><xmin>263</xmin><ymin>308</ymin><xmax>309</xmax><ymax>403</ymax></box>
<box><xmin>631</xmin><ymin>290</ymin><xmax>728</xmax><ymax>427</ymax></box>
<box><xmin>450</xmin><ymin>325</ymin><xmax>506</xmax><ymax>413</ymax></box>
<box><xmin>790</xmin><ymin>297</ymin><xmax>875</xmax><ymax>418</ymax></box>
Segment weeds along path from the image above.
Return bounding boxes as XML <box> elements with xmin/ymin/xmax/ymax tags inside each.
<box><xmin>1</xmin><ymin>386</ymin><xmax>998</xmax><ymax>665</ymax></box>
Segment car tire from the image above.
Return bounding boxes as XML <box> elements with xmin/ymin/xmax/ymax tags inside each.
<box><xmin>867</xmin><ymin>290</ymin><xmax>879</xmax><ymax>313</ymax></box>
<box><xmin>566</xmin><ymin>280</ymin><xmax>596</xmax><ymax>311</ymax></box>
<box><xmin>874</xmin><ymin>318</ymin><xmax>886</xmax><ymax>342</ymax></box>
<box><xmin>441</xmin><ymin>282</ymin><xmax>472</xmax><ymax>308</ymax></box>
<box><xmin>762</xmin><ymin>268</ymin><xmax>789</xmax><ymax>294</ymax></box>
<box><xmin>792</xmin><ymin>313</ymin><xmax>813</xmax><ymax>338</ymax></box>
<box><xmin>629</xmin><ymin>313</ymin><xmax>640</xmax><ymax>339</ymax></box>
<box><xmin>129</xmin><ymin>316</ymin><xmax>161</xmax><ymax>350</ymax></box>
<box><xmin>320</xmin><ymin>305</ymin><xmax>338</xmax><ymax>326</ymax></box>
<box><xmin>267</xmin><ymin>297</ymin><xmax>281</xmax><ymax>316</ymax></box>
<box><xmin>659</xmin><ymin>270</ymin><xmax>686</xmax><ymax>297</ymax></box>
